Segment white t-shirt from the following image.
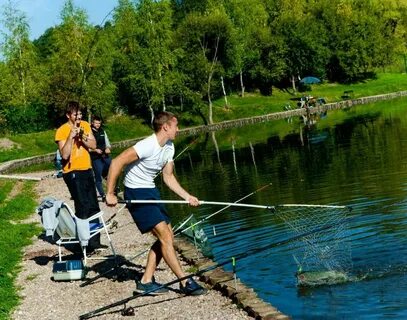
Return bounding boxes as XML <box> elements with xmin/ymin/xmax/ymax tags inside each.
<box><xmin>124</xmin><ymin>134</ymin><xmax>175</xmax><ymax>188</ymax></box>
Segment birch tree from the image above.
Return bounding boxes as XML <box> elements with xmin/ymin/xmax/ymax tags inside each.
<box><xmin>0</xmin><ymin>0</ymin><xmax>43</xmax><ymax>106</ymax></box>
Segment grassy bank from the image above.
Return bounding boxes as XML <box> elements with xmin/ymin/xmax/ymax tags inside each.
<box><xmin>0</xmin><ymin>179</ymin><xmax>41</xmax><ymax>320</ymax></box>
<box><xmin>1</xmin><ymin>73</ymin><xmax>407</xmax><ymax>164</ymax></box>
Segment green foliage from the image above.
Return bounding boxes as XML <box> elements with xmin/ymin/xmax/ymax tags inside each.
<box><xmin>0</xmin><ymin>180</ymin><xmax>13</xmax><ymax>203</ymax></box>
<box><xmin>0</xmin><ymin>101</ymin><xmax>53</xmax><ymax>134</ymax></box>
<box><xmin>1</xmin><ymin>0</ymin><xmax>407</xmax><ymax>133</ymax></box>
<box><xmin>103</xmin><ymin>115</ymin><xmax>152</xmax><ymax>141</ymax></box>
<box><xmin>0</xmin><ymin>1</ymin><xmax>47</xmax><ymax>108</ymax></box>
<box><xmin>2</xmin><ymin>72</ymin><xmax>407</xmax><ymax>163</ymax></box>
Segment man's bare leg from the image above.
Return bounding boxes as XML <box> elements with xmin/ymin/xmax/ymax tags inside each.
<box><xmin>147</xmin><ymin>221</ymin><xmax>187</xmax><ymax>286</ymax></box>
<box><xmin>140</xmin><ymin>240</ymin><xmax>161</xmax><ymax>283</ymax></box>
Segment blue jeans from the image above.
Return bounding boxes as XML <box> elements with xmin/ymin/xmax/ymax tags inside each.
<box><xmin>91</xmin><ymin>156</ymin><xmax>111</xmax><ymax>197</ymax></box>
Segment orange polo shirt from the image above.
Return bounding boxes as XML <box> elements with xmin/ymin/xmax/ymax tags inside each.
<box><xmin>55</xmin><ymin>121</ymin><xmax>92</xmax><ymax>173</ymax></box>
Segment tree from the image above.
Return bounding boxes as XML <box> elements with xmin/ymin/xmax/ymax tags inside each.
<box><xmin>46</xmin><ymin>0</ymin><xmax>116</xmax><ymax>118</ymax></box>
<box><xmin>0</xmin><ymin>0</ymin><xmax>44</xmax><ymax>106</ymax></box>
<box><xmin>224</xmin><ymin>0</ymin><xmax>269</xmax><ymax>96</ymax></box>
<box><xmin>315</xmin><ymin>0</ymin><xmax>401</xmax><ymax>82</ymax></box>
<box><xmin>113</xmin><ymin>0</ymin><xmax>184</xmax><ymax>122</ymax></box>
<box><xmin>176</xmin><ymin>4</ymin><xmax>238</xmax><ymax>124</ymax></box>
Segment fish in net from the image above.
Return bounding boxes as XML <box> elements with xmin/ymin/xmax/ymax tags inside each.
<box><xmin>275</xmin><ymin>204</ymin><xmax>353</xmax><ymax>286</ymax></box>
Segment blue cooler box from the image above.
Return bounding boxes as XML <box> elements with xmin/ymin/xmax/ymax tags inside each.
<box><xmin>52</xmin><ymin>260</ymin><xmax>85</xmax><ymax>281</ymax></box>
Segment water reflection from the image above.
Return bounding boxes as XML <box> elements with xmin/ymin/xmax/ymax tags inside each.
<box><xmin>160</xmin><ymin>98</ymin><xmax>407</xmax><ymax>319</ymax></box>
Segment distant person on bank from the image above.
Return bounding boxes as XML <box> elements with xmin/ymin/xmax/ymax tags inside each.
<box><xmin>105</xmin><ymin>111</ymin><xmax>206</xmax><ymax>296</ymax></box>
<box><xmin>90</xmin><ymin>116</ymin><xmax>112</xmax><ymax>200</ymax></box>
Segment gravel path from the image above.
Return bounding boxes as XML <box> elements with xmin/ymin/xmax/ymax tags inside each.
<box><xmin>12</xmin><ymin>171</ymin><xmax>252</xmax><ymax>320</ymax></box>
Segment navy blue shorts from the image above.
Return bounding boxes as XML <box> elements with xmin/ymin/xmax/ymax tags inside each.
<box><xmin>124</xmin><ymin>187</ymin><xmax>170</xmax><ymax>234</ymax></box>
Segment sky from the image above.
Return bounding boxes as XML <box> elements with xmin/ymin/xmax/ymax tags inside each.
<box><xmin>0</xmin><ymin>0</ymin><xmax>119</xmax><ymax>40</ymax></box>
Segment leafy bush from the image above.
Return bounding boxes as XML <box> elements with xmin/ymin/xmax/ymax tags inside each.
<box><xmin>2</xmin><ymin>101</ymin><xmax>53</xmax><ymax>134</ymax></box>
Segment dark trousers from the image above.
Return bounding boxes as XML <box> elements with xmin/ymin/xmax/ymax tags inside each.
<box><xmin>63</xmin><ymin>169</ymin><xmax>100</xmax><ymax>247</ymax></box>
<box><xmin>91</xmin><ymin>156</ymin><xmax>111</xmax><ymax>197</ymax></box>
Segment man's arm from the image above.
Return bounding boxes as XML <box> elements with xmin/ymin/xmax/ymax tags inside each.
<box><xmin>105</xmin><ymin>146</ymin><xmax>138</xmax><ymax>206</ymax></box>
<box><xmin>162</xmin><ymin>161</ymin><xmax>199</xmax><ymax>206</ymax></box>
<box><xmin>57</xmin><ymin>126</ymin><xmax>77</xmax><ymax>160</ymax></box>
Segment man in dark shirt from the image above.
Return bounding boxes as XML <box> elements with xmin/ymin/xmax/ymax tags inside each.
<box><xmin>90</xmin><ymin>116</ymin><xmax>112</xmax><ymax>200</ymax></box>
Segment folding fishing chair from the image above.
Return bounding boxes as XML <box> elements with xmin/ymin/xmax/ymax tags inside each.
<box><xmin>54</xmin><ymin>202</ymin><xmax>116</xmax><ymax>266</ymax></box>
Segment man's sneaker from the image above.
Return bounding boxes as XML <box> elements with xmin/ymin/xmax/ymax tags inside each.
<box><xmin>135</xmin><ymin>280</ymin><xmax>169</xmax><ymax>295</ymax></box>
<box><xmin>180</xmin><ymin>278</ymin><xmax>207</xmax><ymax>296</ymax></box>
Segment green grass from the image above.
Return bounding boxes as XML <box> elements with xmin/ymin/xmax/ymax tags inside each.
<box><xmin>1</xmin><ymin>72</ymin><xmax>407</xmax><ymax>164</ymax></box>
<box><xmin>0</xmin><ymin>180</ymin><xmax>14</xmax><ymax>203</ymax></box>
<box><xmin>102</xmin><ymin>115</ymin><xmax>152</xmax><ymax>142</ymax></box>
<box><xmin>0</xmin><ymin>180</ymin><xmax>42</xmax><ymax>320</ymax></box>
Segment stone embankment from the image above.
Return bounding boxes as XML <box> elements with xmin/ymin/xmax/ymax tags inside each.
<box><xmin>175</xmin><ymin>237</ymin><xmax>290</xmax><ymax>319</ymax></box>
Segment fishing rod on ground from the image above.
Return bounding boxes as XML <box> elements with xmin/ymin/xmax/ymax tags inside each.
<box><xmin>80</xmin><ymin>183</ymin><xmax>272</xmax><ymax>287</ymax></box>
<box><xmin>78</xmin><ymin>220</ymin><xmax>339</xmax><ymax>320</ymax></box>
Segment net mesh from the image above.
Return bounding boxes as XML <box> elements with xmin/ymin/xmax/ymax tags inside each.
<box><xmin>177</xmin><ymin>215</ymin><xmax>213</xmax><ymax>257</ymax></box>
<box><xmin>275</xmin><ymin>205</ymin><xmax>353</xmax><ymax>274</ymax></box>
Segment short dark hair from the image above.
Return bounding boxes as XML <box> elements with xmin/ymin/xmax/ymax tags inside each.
<box><xmin>66</xmin><ymin>101</ymin><xmax>80</xmax><ymax>115</ymax></box>
<box><xmin>153</xmin><ymin>111</ymin><xmax>176</xmax><ymax>132</ymax></box>
<box><xmin>92</xmin><ymin>115</ymin><xmax>102</xmax><ymax>122</ymax></box>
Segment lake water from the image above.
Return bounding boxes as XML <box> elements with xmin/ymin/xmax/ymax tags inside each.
<box><xmin>159</xmin><ymin>98</ymin><xmax>407</xmax><ymax>319</ymax></box>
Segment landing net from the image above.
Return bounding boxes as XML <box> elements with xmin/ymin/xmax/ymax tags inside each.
<box><xmin>275</xmin><ymin>204</ymin><xmax>353</xmax><ymax>274</ymax></box>
<box><xmin>176</xmin><ymin>215</ymin><xmax>213</xmax><ymax>258</ymax></box>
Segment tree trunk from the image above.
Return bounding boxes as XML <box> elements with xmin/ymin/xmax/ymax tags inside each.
<box><xmin>221</xmin><ymin>76</ymin><xmax>228</xmax><ymax>106</ymax></box>
<box><xmin>18</xmin><ymin>47</ymin><xmax>27</xmax><ymax>106</ymax></box>
<box><xmin>208</xmin><ymin>74</ymin><xmax>213</xmax><ymax>124</ymax></box>
<box><xmin>207</xmin><ymin>36</ymin><xmax>220</xmax><ymax>125</ymax></box>
<box><xmin>149</xmin><ymin>104</ymin><xmax>154</xmax><ymax>126</ymax></box>
<box><xmin>291</xmin><ymin>74</ymin><xmax>297</xmax><ymax>93</ymax></box>
<box><xmin>240</xmin><ymin>69</ymin><xmax>245</xmax><ymax>97</ymax></box>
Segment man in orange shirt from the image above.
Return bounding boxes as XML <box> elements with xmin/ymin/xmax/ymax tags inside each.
<box><xmin>55</xmin><ymin>101</ymin><xmax>105</xmax><ymax>251</ymax></box>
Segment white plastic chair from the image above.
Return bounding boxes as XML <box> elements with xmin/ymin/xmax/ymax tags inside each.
<box><xmin>55</xmin><ymin>202</ymin><xmax>116</xmax><ymax>266</ymax></box>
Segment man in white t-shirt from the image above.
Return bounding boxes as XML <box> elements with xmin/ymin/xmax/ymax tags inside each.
<box><xmin>105</xmin><ymin>111</ymin><xmax>206</xmax><ymax>296</ymax></box>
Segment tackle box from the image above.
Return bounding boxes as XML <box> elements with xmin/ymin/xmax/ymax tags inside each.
<box><xmin>52</xmin><ymin>260</ymin><xmax>85</xmax><ymax>281</ymax></box>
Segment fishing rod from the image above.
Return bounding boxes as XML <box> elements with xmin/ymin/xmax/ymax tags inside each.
<box><xmin>177</xmin><ymin>183</ymin><xmax>272</xmax><ymax>235</ymax></box>
<box><xmin>152</xmin><ymin>137</ymin><xmax>198</xmax><ymax>179</ymax></box>
<box><xmin>78</xmin><ymin>221</ymin><xmax>337</xmax><ymax>320</ymax></box>
<box><xmin>117</xmin><ymin>199</ymin><xmax>348</xmax><ymax>211</ymax></box>
<box><xmin>119</xmin><ymin>199</ymin><xmax>275</xmax><ymax>210</ymax></box>
<box><xmin>76</xmin><ymin>8</ymin><xmax>116</xmax><ymax>105</ymax></box>
<box><xmin>80</xmin><ymin>184</ymin><xmax>272</xmax><ymax>287</ymax></box>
